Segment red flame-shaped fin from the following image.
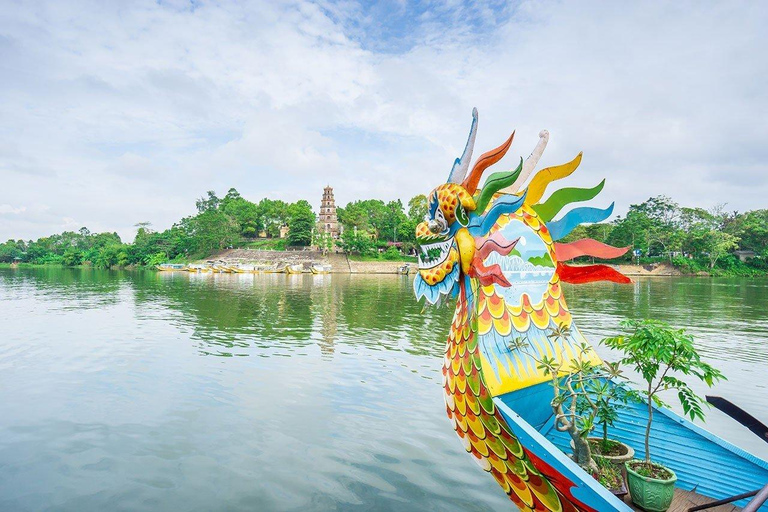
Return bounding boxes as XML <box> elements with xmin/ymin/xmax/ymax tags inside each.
<box><xmin>557</xmin><ymin>262</ymin><xmax>632</xmax><ymax>284</ymax></box>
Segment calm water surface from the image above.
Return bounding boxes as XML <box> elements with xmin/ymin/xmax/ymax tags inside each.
<box><xmin>1</xmin><ymin>269</ymin><xmax>766</xmax><ymax>511</ymax></box>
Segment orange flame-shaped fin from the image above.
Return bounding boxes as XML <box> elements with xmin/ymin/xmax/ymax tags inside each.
<box><xmin>554</xmin><ymin>239</ymin><xmax>630</xmax><ymax>262</ymax></box>
<box><xmin>463</xmin><ymin>132</ymin><xmax>515</xmax><ymax>194</ymax></box>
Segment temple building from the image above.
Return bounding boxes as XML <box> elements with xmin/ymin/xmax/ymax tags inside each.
<box><xmin>318</xmin><ymin>186</ymin><xmax>340</xmax><ymax>239</ymax></box>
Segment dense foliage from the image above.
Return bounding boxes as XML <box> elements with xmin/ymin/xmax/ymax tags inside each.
<box><xmin>335</xmin><ymin>195</ymin><xmax>425</xmax><ymax>256</ymax></box>
<box><xmin>0</xmin><ymin>188</ymin><xmax>317</xmax><ymax>268</ymax></box>
<box><xmin>3</xmin><ymin>190</ymin><xmax>767</xmax><ymax>272</ymax></box>
<box><xmin>563</xmin><ymin>195</ymin><xmax>768</xmax><ymax>275</ymax></box>
<box><xmin>0</xmin><ymin>189</ymin><xmax>429</xmax><ymax>268</ymax></box>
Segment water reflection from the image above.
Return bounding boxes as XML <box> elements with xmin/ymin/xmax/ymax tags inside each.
<box><xmin>133</xmin><ymin>272</ymin><xmax>451</xmax><ymax>360</ymax></box>
<box><xmin>0</xmin><ymin>268</ymin><xmax>766</xmax><ymax>512</ymax></box>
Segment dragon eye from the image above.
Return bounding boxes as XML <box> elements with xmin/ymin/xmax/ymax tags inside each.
<box><xmin>427</xmin><ymin>209</ymin><xmax>448</xmax><ymax>234</ymax></box>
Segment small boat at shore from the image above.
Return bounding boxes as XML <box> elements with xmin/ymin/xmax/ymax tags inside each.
<box><xmin>285</xmin><ymin>264</ymin><xmax>304</xmax><ymax>274</ymax></box>
<box><xmin>185</xmin><ymin>265</ymin><xmax>210</xmax><ymax>272</ymax></box>
<box><xmin>310</xmin><ymin>264</ymin><xmax>331</xmax><ymax>274</ymax></box>
<box><xmin>155</xmin><ymin>263</ymin><xmax>187</xmax><ymax>271</ymax></box>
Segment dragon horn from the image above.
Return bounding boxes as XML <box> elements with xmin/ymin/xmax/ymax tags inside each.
<box><xmin>447</xmin><ymin>108</ymin><xmax>479</xmax><ymax>184</ymax></box>
<box><xmin>505</xmin><ymin>129</ymin><xmax>549</xmax><ymax>193</ymax></box>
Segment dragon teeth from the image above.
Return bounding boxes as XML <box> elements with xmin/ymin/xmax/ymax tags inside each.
<box><xmin>417</xmin><ymin>239</ymin><xmax>452</xmax><ymax>270</ymax></box>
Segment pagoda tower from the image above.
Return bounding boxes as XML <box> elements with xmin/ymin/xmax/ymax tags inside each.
<box><xmin>319</xmin><ymin>186</ymin><xmax>340</xmax><ymax>239</ymax></box>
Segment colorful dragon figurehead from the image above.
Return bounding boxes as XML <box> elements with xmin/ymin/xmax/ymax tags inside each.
<box><xmin>413</xmin><ymin>109</ymin><xmax>633</xmax><ymax>511</ymax></box>
<box><xmin>414</xmin><ymin>108</ymin><xmax>630</xmax><ymax>313</ymax></box>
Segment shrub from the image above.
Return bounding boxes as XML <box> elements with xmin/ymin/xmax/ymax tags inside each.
<box><xmin>382</xmin><ymin>246</ymin><xmax>401</xmax><ymax>260</ymax></box>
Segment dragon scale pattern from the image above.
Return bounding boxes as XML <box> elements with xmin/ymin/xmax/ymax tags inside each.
<box><xmin>443</xmin><ymin>284</ymin><xmax>585</xmax><ymax>512</ymax></box>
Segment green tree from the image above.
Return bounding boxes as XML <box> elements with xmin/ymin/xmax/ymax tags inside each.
<box><xmin>221</xmin><ymin>194</ymin><xmax>260</xmax><ymax>238</ymax></box>
<box><xmin>219</xmin><ymin>188</ymin><xmax>242</xmax><ymax>210</ymax></box>
<box><xmin>62</xmin><ymin>247</ymin><xmax>83</xmax><ymax>266</ymax></box>
<box><xmin>257</xmin><ymin>198</ymin><xmax>289</xmax><ymax>237</ymax></box>
<box><xmin>313</xmin><ymin>230</ymin><xmax>334</xmax><ymax>254</ymax></box>
<box><xmin>681</xmin><ymin>206</ymin><xmax>740</xmax><ymax>267</ymax></box>
<box><xmin>287</xmin><ymin>200</ymin><xmax>315</xmax><ymax>247</ymax></box>
<box><xmin>195</xmin><ymin>190</ymin><xmax>220</xmax><ymax>213</ymax></box>
<box><xmin>407</xmin><ymin>194</ymin><xmax>428</xmax><ymax>222</ymax></box>
<box><xmin>727</xmin><ymin>209</ymin><xmax>768</xmax><ymax>256</ymax></box>
<box><xmin>700</xmin><ymin>231</ymin><xmax>740</xmax><ymax>269</ymax></box>
<box><xmin>608</xmin><ymin>196</ymin><xmax>682</xmax><ymax>258</ymax></box>
<box><xmin>338</xmin><ymin>199</ymin><xmax>388</xmax><ymax>240</ymax></box>
<box><xmin>0</xmin><ymin>240</ymin><xmax>25</xmax><ymax>263</ymax></box>
<box><xmin>94</xmin><ymin>243</ymin><xmax>129</xmax><ymax>268</ymax></box>
<box><xmin>191</xmin><ymin>210</ymin><xmax>240</xmax><ymax>255</ymax></box>
<box><xmin>338</xmin><ymin>228</ymin><xmax>373</xmax><ymax>255</ymax></box>
<box><xmin>380</xmin><ymin>200</ymin><xmax>407</xmax><ymax>242</ymax></box>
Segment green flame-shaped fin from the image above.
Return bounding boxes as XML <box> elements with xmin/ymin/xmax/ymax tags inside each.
<box><xmin>532</xmin><ymin>179</ymin><xmax>605</xmax><ymax>222</ymax></box>
<box><xmin>474</xmin><ymin>158</ymin><xmax>523</xmax><ymax>214</ymax></box>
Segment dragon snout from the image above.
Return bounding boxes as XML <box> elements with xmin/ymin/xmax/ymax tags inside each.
<box><xmin>427</xmin><ymin>219</ymin><xmax>444</xmax><ymax>234</ymax></box>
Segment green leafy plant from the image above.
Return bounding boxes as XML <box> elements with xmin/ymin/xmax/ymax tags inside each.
<box><xmin>594</xmin><ymin>456</ymin><xmax>624</xmax><ymax>491</ymax></box>
<box><xmin>601</xmin><ymin>319</ymin><xmax>725</xmax><ymax>471</ymax></box>
<box><xmin>510</xmin><ymin>324</ymin><xmax>625</xmax><ymax>473</ymax></box>
<box><xmin>590</xmin><ymin>372</ymin><xmax>636</xmax><ymax>453</ymax></box>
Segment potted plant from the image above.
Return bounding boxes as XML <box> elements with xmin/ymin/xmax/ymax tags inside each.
<box><xmin>588</xmin><ymin>374</ymin><xmax>635</xmax><ymax>467</ymax></box>
<box><xmin>602</xmin><ymin>319</ymin><xmax>725</xmax><ymax>512</ymax></box>
<box><xmin>594</xmin><ymin>456</ymin><xmax>627</xmax><ymax>500</ymax></box>
<box><xmin>511</xmin><ymin>325</ymin><xmax>629</xmax><ymax>497</ymax></box>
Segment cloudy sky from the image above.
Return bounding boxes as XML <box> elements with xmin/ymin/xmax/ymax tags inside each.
<box><xmin>1</xmin><ymin>0</ymin><xmax>766</xmax><ymax>242</ymax></box>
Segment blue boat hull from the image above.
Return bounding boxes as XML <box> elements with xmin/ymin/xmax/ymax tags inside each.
<box><xmin>495</xmin><ymin>382</ymin><xmax>768</xmax><ymax>511</ymax></box>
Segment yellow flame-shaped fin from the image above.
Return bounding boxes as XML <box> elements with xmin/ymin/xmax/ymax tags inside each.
<box><xmin>524</xmin><ymin>152</ymin><xmax>583</xmax><ymax>206</ymax></box>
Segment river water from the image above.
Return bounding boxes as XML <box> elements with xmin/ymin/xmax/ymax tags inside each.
<box><xmin>0</xmin><ymin>268</ymin><xmax>766</xmax><ymax>511</ymax></box>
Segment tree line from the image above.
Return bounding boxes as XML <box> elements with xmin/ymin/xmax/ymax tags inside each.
<box><xmin>1</xmin><ymin>189</ymin><xmax>766</xmax><ymax>274</ymax></box>
<box><xmin>563</xmin><ymin>195</ymin><xmax>768</xmax><ymax>275</ymax></box>
<box><xmin>0</xmin><ymin>188</ymin><xmax>317</xmax><ymax>267</ymax></box>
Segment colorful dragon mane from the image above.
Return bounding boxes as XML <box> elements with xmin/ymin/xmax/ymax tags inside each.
<box><xmin>413</xmin><ymin>108</ymin><xmax>631</xmax><ymax>511</ymax></box>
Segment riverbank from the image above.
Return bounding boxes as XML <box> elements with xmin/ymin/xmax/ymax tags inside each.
<box><xmin>607</xmin><ymin>263</ymin><xmax>682</xmax><ymax>277</ymax></box>
<box><xmin>200</xmin><ymin>249</ymin><xmax>413</xmax><ymax>274</ymax></box>
<box><xmin>3</xmin><ymin>256</ymin><xmax>767</xmax><ymax>277</ymax></box>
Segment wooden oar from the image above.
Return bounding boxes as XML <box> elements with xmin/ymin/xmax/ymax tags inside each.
<box><xmin>706</xmin><ymin>395</ymin><xmax>768</xmax><ymax>445</ymax></box>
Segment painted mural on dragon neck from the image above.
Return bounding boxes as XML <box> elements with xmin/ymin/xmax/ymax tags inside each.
<box><xmin>413</xmin><ymin>108</ymin><xmax>631</xmax><ymax>511</ymax></box>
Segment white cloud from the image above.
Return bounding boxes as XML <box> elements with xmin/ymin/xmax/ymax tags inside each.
<box><xmin>1</xmin><ymin>0</ymin><xmax>766</xmax><ymax>242</ymax></box>
<box><xmin>0</xmin><ymin>205</ymin><xmax>26</xmax><ymax>215</ymax></box>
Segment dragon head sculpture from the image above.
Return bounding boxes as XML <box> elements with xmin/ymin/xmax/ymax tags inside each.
<box><xmin>414</xmin><ymin>108</ymin><xmax>525</xmax><ymax>306</ymax></box>
<box><xmin>414</xmin><ymin>108</ymin><xmax>630</xmax><ymax>311</ymax></box>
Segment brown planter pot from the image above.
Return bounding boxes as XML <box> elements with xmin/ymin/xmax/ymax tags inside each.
<box><xmin>589</xmin><ymin>437</ymin><xmax>635</xmax><ymax>466</ymax></box>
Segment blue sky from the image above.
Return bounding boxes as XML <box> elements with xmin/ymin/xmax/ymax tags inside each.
<box><xmin>1</xmin><ymin>0</ymin><xmax>767</xmax><ymax>241</ymax></box>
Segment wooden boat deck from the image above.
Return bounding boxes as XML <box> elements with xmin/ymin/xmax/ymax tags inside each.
<box><xmin>626</xmin><ymin>487</ymin><xmax>740</xmax><ymax>511</ymax></box>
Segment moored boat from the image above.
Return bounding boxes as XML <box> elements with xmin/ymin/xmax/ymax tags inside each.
<box><xmin>155</xmin><ymin>263</ymin><xmax>187</xmax><ymax>271</ymax></box>
<box><xmin>188</xmin><ymin>265</ymin><xmax>209</xmax><ymax>272</ymax></box>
